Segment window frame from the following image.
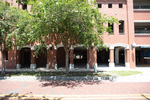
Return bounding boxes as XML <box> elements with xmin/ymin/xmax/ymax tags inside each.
<box><xmin>119</xmin><ymin>20</ymin><xmax>124</xmax><ymax>34</ymax></box>
<box><xmin>119</xmin><ymin>4</ymin><xmax>123</xmax><ymax>8</ymax></box>
<box><xmin>108</xmin><ymin>4</ymin><xmax>112</xmax><ymax>8</ymax></box>
<box><xmin>98</xmin><ymin>4</ymin><xmax>102</xmax><ymax>8</ymax></box>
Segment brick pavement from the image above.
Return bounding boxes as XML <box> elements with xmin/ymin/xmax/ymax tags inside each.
<box><xmin>0</xmin><ymin>80</ymin><xmax>150</xmax><ymax>99</ymax></box>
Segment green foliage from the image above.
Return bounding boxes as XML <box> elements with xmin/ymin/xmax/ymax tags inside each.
<box><xmin>19</xmin><ymin>0</ymin><xmax>118</xmax><ymax>53</ymax></box>
<box><xmin>0</xmin><ymin>0</ymin><xmax>23</xmax><ymax>51</ymax></box>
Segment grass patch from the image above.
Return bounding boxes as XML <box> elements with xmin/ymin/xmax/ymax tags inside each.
<box><xmin>108</xmin><ymin>71</ymin><xmax>142</xmax><ymax>76</ymax></box>
<box><xmin>0</xmin><ymin>71</ymin><xmax>111</xmax><ymax>77</ymax></box>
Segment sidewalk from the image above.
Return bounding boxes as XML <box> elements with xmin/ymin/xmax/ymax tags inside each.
<box><xmin>0</xmin><ymin>67</ymin><xmax>150</xmax><ymax>82</ymax></box>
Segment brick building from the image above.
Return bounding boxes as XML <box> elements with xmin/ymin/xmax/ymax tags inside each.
<box><xmin>0</xmin><ymin>0</ymin><xmax>150</xmax><ymax>70</ymax></box>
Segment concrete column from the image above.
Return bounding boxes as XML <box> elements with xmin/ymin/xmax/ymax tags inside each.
<box><xmin>127</xmin><ymin>0</ymin><xmax>136</xmax><ymax>68</ymax></box>
<box><xmin>30</xmin><ymin>47</ymin><xmax>36</xmax><ymax>69</ymax></box>
<box><xmin>109</xmin><ymin>45</ymin><xmax>114</xmax><ymax>68</ymax></box>
<box><xmin>126</xmin><ymin>49</ymin><xmax>130</xmax><ymax>68</ymax></box>
<box><xmin>69</xmin><ymin>49</ymin><xmax>74</xmax><ymax>70</ymax></box>
<box><xmin>54</xmin><ymin>45</ymin><xmax>57</xmax><ymax>70</ymax></box>
<box><xmin>115</xmin><ymin>48</ymin><xmax>119</xmax><ymax>64</ymax></box>
<box><xmin>16</xmin><ymin>49</ymin><xmax>21</xmax><ymax>69</ymax></box>
<box><xmin>46</xmin><ymin>49</ymin><xmax>50</xmax><ymax>69</ymax></box>
<box><xmin>87</xmin><ymin>48</ymin><xmax>89</xmax><ymax>69</ymax></box>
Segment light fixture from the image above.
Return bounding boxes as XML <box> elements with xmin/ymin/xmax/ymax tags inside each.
<box><xmin>49</xmin><ymin>44</ymin><xmax>52</xmax><ymax>51</ymax></box>
<box><xmin>91</xmin><ymin>46</ymin><xmax>93</xmax><ymax>50</ymax></box>
<box><xmin>131</xmin><ymin>43</ymin><xmax>136</xmax><ymax>50</ymax></box>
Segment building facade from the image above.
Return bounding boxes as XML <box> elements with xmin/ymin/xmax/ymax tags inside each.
<box><xmin>0</xmin><ymin>0</ymin><xmax>150</xmax><ymax>70</ymax></box>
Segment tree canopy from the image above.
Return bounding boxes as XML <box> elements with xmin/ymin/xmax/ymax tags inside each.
<box><xmin>1</xmin><ymin>0</ymin><xmax>118</xmax><ymax>74</ymax></box>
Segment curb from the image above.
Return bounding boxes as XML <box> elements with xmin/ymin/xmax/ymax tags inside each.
<box><xmin>0</xmin><ymin>76</ymin><xmax>117</xmax><ymax>81</ymax></box>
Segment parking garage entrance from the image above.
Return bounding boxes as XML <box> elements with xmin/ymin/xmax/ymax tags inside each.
<box><xmin>74</xmin><ymin>47</ymin><xmax>87</xmax><ymax>68</ymax></box>
<box><xmin>21</xmin><ymin>48</ymin><xmax>31</xmax><ymax>68</ymax></box>
<box><xmin>136</xmin><ymin>47</ymin><xmax>150</xmax><ymax>67</ymax></box>
<box><xmin>36</xmin><ymin>48</ymin><xmax>47</xmax><ymax>68</ymax></box>
<box><xmin>97</xmin><ymin>49</ymin><xmax>109</xmax><ymax>67</ymax></box>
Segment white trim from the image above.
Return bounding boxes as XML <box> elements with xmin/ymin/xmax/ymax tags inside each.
<box><xmin>16</xmin><ymin>64</ymin><xmax>21</xmax><ymax>69</ymax></box>
<box><xmin>31</xmin><ymin>46</ymin><xmax>36</xmax><ymax>50</ymax></box>
<box><xmin>4</xmin><ymin>60</ymin><xmax>8</xmax><ymax>62</ymax></box>
<box><xmin>113</xmin><ymin>43</ymin><xmax>128</xmax><ymax>48</ymax></box>
<box><xmin>134</xmin><ymin>9</ymin><xmax>150</xmax><ymax>12</ymax></box>
<box><xmin>30</xmin><ymin>64</ymin><xmax>36</xmax><ymax>69</ymax></box>
<box><xmin>54</xmin><ymin>64</ymin><xmax>57</xmax><ymax>70</ymax></box>
<box><xmin>125</xmin><ymin>63</ymin><xmax>130</xmax><ymax>68</ymax></box>
<box><xmin>136</xmin><ymin>45</ymin><xmax>150</xmax><ymax>47</ymax></box>
<box><xmin>94</xmin><ymin>63</ymin><xmax>98</xmax><ymax>73</ymax></box>
<box><xmin>103</xmin><ymin>43</ymin><xmax>111</xmax><ymax>48</ymax></box>
<box><xmin>109</xmin><ymin>63</ymin><xmax>115</xmax><ymax>68</ymax></box>
<box><xmin>69</xmin><ymin>64</ymin><xmax>74</xmax><ymax>70</ymax></box>
<box><xmin>87</xmin><ymin>63</ymin><xmax>89</xmax><ymax>69</ymax></box>
<box><xmin>109</xmin><ymin>45</ymin><xmax>114</xmax><ymax>49</ymax></box>
<box><xmin>17</xmin><ymin>46</ymin><xmax>21</xmax><ymax>50</ymax></box>
<box><xmin>74</xmin><ymin>44</ymin><xmax>85</xmax><ymax>48</ymax></box>
<box><xmin>46</xmin><ymin>64</ymin><xmax>49</xmax><ymax>69</ymax></box>
<box><xmin>22</xmin><ymin>45</ymin><xmax>31</xmax><ymax>48</ymax></box>
<box><xmin>135</xmin><ymin>34</ymin><xmax>150</xmax><ymax>35</ymax></box>
<box><xmin>70</xmin><ymin>45</ymin><xmax>74</xmax><ymax>50</ymax></box>
<box><xmin>57</xmin><ymin>44</ymin><xmax>63</xmax><ymax>48</ymax></box>
<box><xmin>126</xmin><ymin>45</ymin><xmax>129</xmax><ymax>49</ymax></box>
<box><xmin>54</xmin><ymin>45</ymin><xmax>57</xmax><ymax>50</ymax></box>
<box><xmin>134</xmin><ymin>20</ymin><xmax>150</xmax><ymax>23</ymax></box>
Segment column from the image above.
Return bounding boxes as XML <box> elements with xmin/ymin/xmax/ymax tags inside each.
<box><xmin>30</xmin><ymin>46</ymin><xmax>36</xmax><ymax>69</ymax></box>
<box><xmin>69</xmin><ymin>47</ymin><xmax>74</xmax><ymax>70</ymax></box>
<box><xmin>54</xmin><ymin>45</ymin><xmax>57</xmax><ymax>70</ymax></box>
<box><xmin>109</xmin><ymin>45</ymin><xmax>114</xmax><ymax>68</ymax></box>
<box><xmin>87</xmin><ymin>47</ymin><xmax>89</xmax><ymax>69</ymax></box>
<box><xmin>46</xmin><ymin>48</ymin><xmax>50</xmax><ymax>69</ymax></box>
<box><xmin>126</xmin><ymin>46</ymin><xmax>130</xmax><ymax>68</ymax></box>
<box><xmin>16</xmin><ymin>47</ymin><xmax>21</xmax><ymax>69</ymax></box>
<box><xmin>115</xmin><ymin>48</ymin><xmax>119</xmax><ymax>64</ymax></box>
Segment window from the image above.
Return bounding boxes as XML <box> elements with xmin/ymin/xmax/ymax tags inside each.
<box><xmin>5</xmin><ymin>51</ymin><xmax>8</xmax><ymax>60</ymax></box>
<box><xmin>119</xmin><ymin>4</ymin><xmax>123</xmax><ymax>8</ymax></box>
<box><xmin>98</xmin><ymin>4</ymin><xmax>102</xmax><ymax>8</ymax></box>
<box><xmin>22</xmin><ymin>4</ymin><xmax>27</xmax><ymax>10</ymax></box>
<box><xmin>119</xmin><ymin>20</ymin><xmax>124</xmax><ymax>34</ymax></box>
<box><xmin>108</xmin><ymin>23</ymin><xmax>113</xmax><ymax>34</ymax></box>
<box><xmin>22</xmin><ymin>0</ymin><xmax>27</xmax><ymax>10</ymax></box>
<box><xmin>108</xmin><ymin>4</ymin><xmax>112</xmax><ymax>8</ymax></box>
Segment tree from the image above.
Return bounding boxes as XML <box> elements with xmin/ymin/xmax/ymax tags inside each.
<box><xmin>0</xmin><ymin>1</ymin><xmax>22</xmax><ymax>74</ymax></box>
<box><xmin>17</xmin><ymin>0</ymin><xmax>118</xmax><ymax>74</ymax></box>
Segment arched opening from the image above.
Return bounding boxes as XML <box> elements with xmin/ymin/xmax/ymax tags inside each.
<box><xmin>97</xmin><ymin>48</ymin><xmax>109</xmax><ymax>67</ymax></box>
<box><xmin>74</xmin><ymin>47</ymin><xmax>87</xmax><ymax>68</ymax></box>
<box><xmin>36</xmin><ymin>48</ymin><xmax>47</xmax><ymax>68</ymax></box>
<box><xmin>21</xmin><ymin>47</ymin><xmax>31</xmax><ymax>68</ymax></box>
<box><xmin>114</xmin><ymin>47</ymin><xmax>125</xmax><ymax>67</ymax></box>
<box><xmin>57</xmin><ymin>47</ymin><xmax>66</xmax><ymax>68</ymax></box>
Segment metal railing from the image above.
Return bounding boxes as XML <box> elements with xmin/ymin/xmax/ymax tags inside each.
<box><xmin>135</xmin><ymin>30</ymin><xmax>150</xmax><ymax>34</ymax></box>
<box><xmin>134</xmin><ymin>6</ymin><xmax>150</xmax><ymax>9</ymax></box>
<box><xmin>119</xmin><ymin>30</ymin><xmax>124</xmax><ymax>33</ymax></box>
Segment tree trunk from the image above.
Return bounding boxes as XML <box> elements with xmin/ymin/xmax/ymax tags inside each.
<box><xmin>65</xmin><ymin>51</ymin><xmax>69</xmax><ymax>74</ymax></box>
<box><xmin>0</xmin><ymin>49</ymin><xmax>5</xmax><ymax>75</ymax></box>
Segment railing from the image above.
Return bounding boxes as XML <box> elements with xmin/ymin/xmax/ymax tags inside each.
<box><xmin>135</xmin><ymin>30</ymin><xmax>150</xmax><ymax>34</ymax></box>
<box><xmin>119</xmin><ymin>30</ymin><xmax>124</xmax><ymax>33</ymax></box>
<box><xmin>134</xmin><ymin>6</ymin><xmax>150</xmax><ymax>9</ymax></box>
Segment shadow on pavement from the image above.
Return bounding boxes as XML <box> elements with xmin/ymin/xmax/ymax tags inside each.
<box><xmin>141</xmin><ymin>94</ymin><xmax>150</xmax><ymax>100</ymax></box>
<box><xmin>0</xmin><ymin>93</ymin><xmax>62</xmax><ymax>100</ymax></box>
<box><xmin>41</xmin><ymin>80</ymin><xmax>102</xmax><ymax>88</ymax></box>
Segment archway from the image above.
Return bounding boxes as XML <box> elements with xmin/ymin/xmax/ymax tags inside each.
<box><xmin>57</xmin><ymin>47</ymin><xmax>66</xmax><ymax>68</ymax></box>
<box><xmin>74</xmin><ymin>47</ymin><xmax>87</xmax><ymax>68</ymax></box>
<box><xmin>36</xmin><ymin>48</ymin><xmax>47</xmax><ymax>68</ymax></box>
<box><xmin>21</xmin><ymin>47</ymin><xmax>31</xmax><ymax>68</ymax></box>
<box><xmin>97</xmin><ymin>48</ymin><xmax>109</xmax><ymax>67</ymax></box>
<box><xmin>114</xmin><ymin>47</ymin><xmax>125</xmax><ymax>67</ymax></box>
